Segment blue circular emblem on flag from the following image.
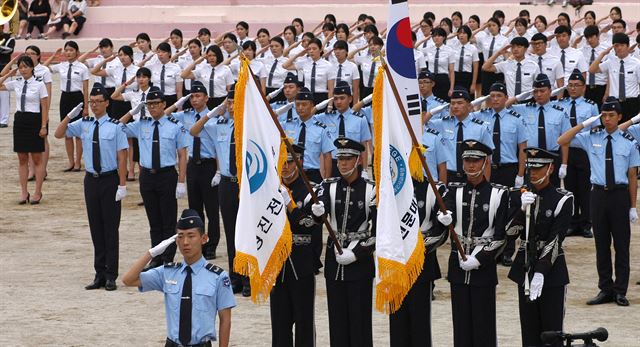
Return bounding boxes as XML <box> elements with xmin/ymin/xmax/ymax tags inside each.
<box><xmin>246</xmin><ymin>140</ymin><xmax>268</xmax><ymax>194</ymax></box>
<box><xmin>389</xmin><ymin>145</ymin><xmax>406</xmax><ymax>195</ymax></box>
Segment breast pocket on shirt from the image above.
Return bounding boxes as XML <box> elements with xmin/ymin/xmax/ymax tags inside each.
<box><xmin>162</xmin><ymin>131</ymin><xmax>177</xmax><ymax>149</ymax></box>
<box><xmin>99</xmin><ymin>128</ymin><xmax>116</xmax><ymax>142</ymax></box>
<box><xmin>193</xmin><ymin>284</ymin><xmax>216</xmax><ymax>312</ymax></box>
<box><xmin>164</xmin><ymin>283</ymin><xmax>181</xmax><ymax>310</ymax></box>
<box><xmin>346</xmin><ymin>129</ymin><xmax>361</xmax><ymax>141</ymax></box>
<box><xmin>614</xmin><ymin>146</ymin><xmax>631</xmax><ymax>163</ymax></box>
<box><xmin>503</xmin><ymin>125</ymin><xmax>517</xmax><ymax>138</ymax></box>
<box><xmin>590</xmin><ymin>144</ymin><xmax>604</xmax><ymax>156</ymax></box>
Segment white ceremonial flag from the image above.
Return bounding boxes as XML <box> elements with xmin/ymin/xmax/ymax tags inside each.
<box><xmin>372</xmin><ymin>65</ymin><xmax>424</xmax><ymax>313</ymax></box>
<box><xmin>233</xmin><ymin>57</ymin><xmax>292</xmax><ymax>302</ymax></box>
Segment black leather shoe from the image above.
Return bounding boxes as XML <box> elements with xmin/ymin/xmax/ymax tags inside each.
<box><xmin>615</xmin><ymin>294</ymin><xmax>629</xmax><ymax>306</ymax></box>
<box><xmin>582</xmin><ymin>228</ymin><xmax>593</xmax><ymax>238</ymax></box>
<box><xmin>586</xmin><ymin>291</ymin><xmax>614</xmax><ymax>305</ymax></box>
<box><xmin>85</xmin><ymin>278</ymin><xmax>105</xmax><ymax>290</ymax></box>
<box><xmin>566</xmin><ymin>227</ymin><xmax>578</xmax><ymax>237</ymax></box>
<box><xmin>501</xmin><ymin>255</ymin><xmax>513</xmax><ymax>267</ymax></box>
<box><xmin>242</xmin><ymin>285</ymin><xmax>251</xmax><ymax>297</ymax></box>
<box><xmin>105</xmin><ymin>280</ymin><xmax>117</xmax><ymax>291</ymax></box>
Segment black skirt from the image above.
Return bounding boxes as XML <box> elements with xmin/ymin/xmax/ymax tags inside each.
<box><xmin>312</xmin><ymin>92</ymin><xmax>329</xmax><ymax>114</ymax></box>
<box><xmin>481</xmin><ymin>71</ymin><xmax>504</xmax><ymax>96</ymax></box>
<box><xmin>207</xmin><ymin>96</ymin><xmax>226</xmax><ymax>109</ymax></box>
<box><xmin>14</xmin><ymin>111</ymin><xmax>44</xmax><ymax>153</ymax></box>
<box><xmin>163</xmin><ymin>94</ymin><xmax>178</xmax><ymax>107</ymax></box>
<box><xmin>60</xmin><ymin>91</ymin><xmax>85</xmax><ymax>122</ymax></box>
<box><xmin>454</xmin><ymin>71</ymin><xmax>473</xmax><ymax>93</ymax></box>
<box><xmin>110</xmin><ymin>100</ymin><xmax>131</xmax><ymax>120</ymax></box>
<box><xmin>476</xmin><ymin>53</ymin><xmax>484</xmax><ymax>84</ymax></box>
<box><xmin>432</xmin><ymin>73</ymin><xmax>451</xmax><ymax>102</ymax></box>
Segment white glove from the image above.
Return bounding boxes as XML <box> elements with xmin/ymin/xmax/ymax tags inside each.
<box><xmin>515</xmin><ymin>90</ymin><xmax>533</xmax><ymax>102</ymax></box>
<box><xmin>334</xmin><ymin>248</ymin><xmax>357</xmax><ymax>265</ymax></box>
<box><xmin>430</xmin><ymin>104</ymin><xmax>449</xmax><ymax>115</ymax></box>
<box><xmin>459</xmin><ymin>255</ymin><xmax>481</xmax><ymax>271</ymax></box>
<box><xmin>529</xmin><ymin>272</ymin><xmax>545</xmax><ymax>301</ymax></box>
<box><xmin>274</xmin><ymin>102</ymin><xmax>294</xmax><ymax>116</ymax></box>
<box><xmin>581</xmin><ymin>115</ymin><xmax>600</xmax><ymax>129</ymax></box>
<box><xmin>210</xmin><ymin>171</ymin><xmax>221</xmax><ymax>187</ymax></box>
<box><xmin>436</xmin><ymin>210</ymin><xmax>453</xmax><ymax>226</ymax></box>
<box><xmin>514</xmin><ymin>175</ymin><xmax>524</xmax><ymax>188</ymax></box>
<box><xmin>207</xmin><ymin>103</ymin><xmax>226</xmax><ymax>119</ymax></box>
<box><xmin>267</xmin><ymin>86</ymin><xmax>284</xmax><ymax>100</ymax></box>
<box><xmin>551</xmin><ymin>86</ymin><xmax>566</xmax><ymax>97</ymax></box>
<box><xmin>471</xmin><ymin>95</ymin><xmax>490</xmax><ymax>108</ymax></box>
<box><xmin>558</xmin><ymin>164</ymin><xmax>567</xmax><ymax>179</ymax></box>
<box><xmin>361</xmin><ymin>170</ymin><xmax>369</xmax><ymax>180</ymax></box>
<box><xmin>630</xmin><ymin>208</ymin><xmax>638</xmax><ymax>224</ymax></box>
<box><xmin>115</xmin><ymin>185</ymin><xmax>127</xmax><ymax>202</ymax></box>
<box><xmin>149</xmin><ymin>234</ymin><xmax>177</xmax><ymax>258</ymax></box>
<box><xmin>521</xmin><ymin>191</ymin><xmax>537</xmax><ymax>211</ymax></box>
<box><xmin>631</xmin><ymin>113</ymin><xmax>640</xmax><ymax>124</ymax></box>
<box><xmin>130</xmin><ymin>102</ymin><xmax>145</xmax><ymax>116</ymax></box>
<box><xmin>311</xmin><ymin>201</ymin><xmax>325</xmax><ymax>217</ymax></box>
<box><xmin>66</xmin><ymin>103</ymin><xmax>84</xmax><ymax>119</ymax></box>
<box><xmin>279</xmin><ymin>185</ymin><xmax>291</xmax><ymax>206</ymax></box>
<box><xmin>361</xmin><ymin>93</ymin><xmax>373</xmax><ymax>106</ymax></box>
<box><xmin>316</xmin><ymin>97</ymin><xmax>334</xmax><ymax>111</ymax></box>
<box><xmin>175</xmin><ymin>182</ymin><xmax>187</xmax><ymax>199</ymax></box>
<box><xmin>175</xmin><ymin>93</ymin><xmax>191</xmax><ymax>108</ymax></box>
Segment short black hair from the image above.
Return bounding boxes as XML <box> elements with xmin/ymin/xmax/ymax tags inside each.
<box><xmin>98</xmin><ymin>38</ymin><xmax>113</xmax><ymax>48</ymax></box>
<box><xmin>64</xmin><ymin>40</ymin><xmax>79</xmax><ymax>51</ymax></box>
<box><xmin>519</xmin><ymin>9</ymin><xmax>530</xmax><ymax>18</ymax></box>
<box><xmin>302</xmin><ymin>32</ymin><xmax>315</xmax><ymax>41</ymax></box>
<box><xmin>324</xmin><ymin>14</ymin><xmax>336</xmax><ymax>24</ymax></box>
<box><xmin>333</xmin><ymin>40</ymin><xmax>348</xmax><ymax>52</ymax></box>
<box><xmin>198</xmin><ymin>28</ymin><xmax>211</xmax><ymax>36</ymax></box>
<box><xmin>236</xmin><ymin>21</ymin><xmax>249</xmax><ymax>31</ymax></box>
<box><xmin>156</xmin><ymin>42</ymin><xmax>171</xmax><ymax>53</ymax></box>
<box><xmin>307</xmin><ymin>38</ymin><xmax>323</xmax><ymax>49</ymax></box>
<box><xmin>369</xmin><ymin>36</ymin><xmax>384</xmax><ymax>46</ymax></box>
<box><xmin>492</xmin><ymin>10</ymin><xmax>505</xmax><ymax>19</ymax></box>
<box><xmin>583</xmin><ymin>25</ymin><xmax>600</xmax><ymax>38</ymax></box>
<box><xmin>270</xmin><ymin>36</ymin><xmax>284</xmax><ymax>47</ymax></box>
<box><xmin>452</xmin><ymin>11</ymin><xmax>463</xmax><ymax>20</ymax></box>
<box><xmin>612</xmin><ymin>19</ymin><xmax>626</xmax><ymax>29</ymax></box>
<box><xmin>136</xmin><ymin>67</ymin><xmax>152</xmax><ymax>78</ymax></box>
<box><xmin>458</xmin><ymin>25</ymin><xmax>472</xmax><ymax>39</ymax></box>
<box><xmin>187</xmin><ymin>38</ymin><xmax>202</xmax><ymax>48</ymax></box>
<box><xmin>257</xmin><ymin>28</ymin><xmax>270</xmax><ymax>37</ymax></box>
<box><xmin>469</xmin><ymin>15</ymin><xmax>480</xmax><ymax>25</ymax></box>
<box><xmin>118</xmin><ymin>45</ymin><xmax>134</xmax><ymax>59</ymax></box>
<box><xmin>554</xmin><ymin>25</ymin><xmax>571</xmax><ymax>36</ymax></box>
<box><xmin>423</xmin><ymin>11</ymin><xmax>435</xmax><ymax>22</ymax></box>
<box><xmin>358</xmin><ymin>13</ymin><xmax>368</xmax><ymax>22</ymax></box>
<box><xmin>205</xmin><ymin>45</ymin><xmax>223</xmax><ymax>64</ymax></box>
<box><xmin>17</xmin><ymin>55</ymin><xmax>35</xmax><ymax>69</ymax></box>
<box><xmin>223</xmin><ymin>33</ymin><xmax>237</xmax><ymax>43</ymax></box>
<box><xmin>558</xmin><ymin>12</ymin><xmax>571</xmax><ymax>24</ymax></box>
<box><xmin>322</xmin><ymin>22</ymin><xmax>335</xmax><ymax>32</ymax></box>
<box><xmin>366</xmin><ymin>15</ymin><xmax>376</xmax><ymax>24</ymax></box>
<box><xmin>136</xmin><ymin>32</ymin><xmax>151</xmax><ymax>42</ymax></box>
<box><xmin>535</xmin><ymin>15</ymin><xmax>547</xmax><ymax>27</ymax></box>
<box><xmin>364</xmin><ymin>24</ymin><xmax>378</xmax><ymax>36</ymax></box>
<box><xmin>170</xmin><ymin>28</ymin><xmax>183</xmax><ymax>38</ymax></box>
<box><xmin>336</xmin><ymin>23</ymin><xmax>350</xmax><ymax>37</ymax></box>
<box><xmin>242</xmin><ymin>40</ymin><xmax>256</xmax><ymax>52</ymax></box>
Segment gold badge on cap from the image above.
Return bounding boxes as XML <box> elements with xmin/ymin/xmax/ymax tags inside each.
<box><xmin>338</xmin><ymin>139</ymin><xmax>349</xmax><ymax>146</ymax></box>
<box><xmin>528</xmin><ymin>149</ymin><xmax>539</xmax><ymax>156</ymax></box>
<box><xmin>467</xmin><ymin>141</ymin><xmax>477</xmax><ymax>147</ymax></box>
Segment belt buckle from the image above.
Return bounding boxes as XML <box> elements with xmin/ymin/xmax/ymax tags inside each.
<box><xmin>92</xmin><ymin>173</ymin><xmax>99</xmax><ymax>178</ymax></box>
<box><xmin>150</xmin><ymin>169</ymin><xmax>157</xmax><ymax>174</ymax></box>
<box><xmin>230</xmin><ymin>176</ymin><xmax>238</xmax><ymax>183</ymax></box>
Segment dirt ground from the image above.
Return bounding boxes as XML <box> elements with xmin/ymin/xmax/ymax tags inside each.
<box><xmin>1</xmin><ymin>77</ymin><xmax>639</xmax><ymax>346</ymax></box>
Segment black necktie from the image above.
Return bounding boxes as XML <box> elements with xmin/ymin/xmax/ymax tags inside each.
<box><xmin>434</xmin><ymin>47</ymin><xmax>440</xmax><ymax>74</ymax></box>
<box><xmin>121</xmin><ymin>68</ymin><xmax>127</xmax><ymax>84</ymax></box>
<box><xmin>456</xmin><ymin>122</ymin><xmax>463</xmax><ymax>172</ymax></box>
<box><xmin>368</xmin><ymin>60</ymin><xmax>376</xmax><ymax>87</ymax></box>
<box><xmin>458</xmin><ymin>45</ymin><xmax>465</xmax><ymax>73</ymax></box>
<box><xmin>20</xmin><ymin>80</ymin><xmax>27</xmax><ymax>111</ymax></box>
<box><xmin>179</xmin><ymin>266</ymin><xmax>193</xmax><ymax>346</ymax></box>
<box><xmin>140</xmin><ymin>92</ymin><xmax>146</xmax><ymax>118</ymax></box>
<box><xmin>310</xmin><ymin>62</ymin><xmax>316</xmax><ymax>93</ymax></box>
<box><xmin>298</xmin><ymin>122</ymin><xmax>306</xmax><ymax>147</ymax></box>
<box><xmin>66</xmin><ymin>63</ymin><xmax>72</xmax><ymax>92</ymax></box>
<box><xmin>160</xmin><ymin>65</ymin><xmax>166</xmax><ymax>93</ymax></box>
<box><xmin>421</xmin><ymin>98</ymin><xmax>427</xmax><ymax>113</ymax></box>
<box><xmin>537</xmin><ymin>56</ymin><xmax>543</xmax><ymax>72</ymax></box>
<box><xmin>488</xmin><ymin>37</ymin><xmax>495</xmax><ymax>57</ymax></box>
<box><xmin>605</xmin><ymin>135</ymin><xmax>615</xmax><ymax>188</ymax></box>
<box><xmin>93</xmin><ymin>120</ymin><xmax>101</xmax><ymax>173</ymax></box>
<box><xmin>193</xmin><ymin>114</ymin><xmax>201</xmax><ymax>161</ymax></box>
<box><xmin>560</xmin><ymin>49</ymin><xmax>566</xmax><ymax>71</ymax></box>
<box><xmin>492</xmin><ymin>114</ymin><xmax>501</xmax><ymax>164</ymax></box>
<box><xmin>336</xmin><ymin>64</ymin><xmax>342</xmax><ymax>83</ymax></box>
<box><xmin>338</xmin><ymin>114</ymin><xmax>345</xmax><ymax>137</ymax></box>
<box><xmin>570</xmin><ymin>100</ymin><xmax>577</xmax><ymax>127</ymax></box>
<box><xmin>619</xmin><ymin>60</ymin><xmax>625</xmax><ymax>101</ymax></box>
<box><xmin>101</xmin><ymin>63</ymin><xmax>106</xmax><ymax>86</ymax></box>
<box><xmin>286</xmin><ymin>108</ymin><xmax>293</xmax><ymax>122</ymax></box>
<box><xmin>152</xmin><ymin>120</ymin><xmax>160</xmax><ymax>169</ymax></box>
<box><xmin>515</xmin><ymin>62</ymin><xmax>522</xmax><ymax>95</ymax></box>
<box><xmin>209</xmin><ymin>67</ymin><xmax>215</xmax><ymax>98</ymax></box>
<box><xmin>588</xmin><ymin>49</ymin><xmax>596</xmax><ymax>86</ymax></box>
<box><xmin>229</xmin><ymin>125</ymin><xmax>237</xmax><ymax>176</ymax></box>
<box><xmin>538</xmin><ymin>106</ymin><xmax>547</xmax><ymax>150</ymax></box>
<box><xmin>268</xmin><ymin>59</ymin><xmax>278</xmax><ymax>87</ymax></box>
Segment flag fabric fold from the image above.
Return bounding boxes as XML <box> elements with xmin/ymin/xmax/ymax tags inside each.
<box><xmin>233</xmin><ymin>56</ymin><xmax>292</xmax><ymax>302</ymax></box>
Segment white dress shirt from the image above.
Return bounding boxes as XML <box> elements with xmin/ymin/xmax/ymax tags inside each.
<box><xmin>51</xmin><ymin>61</ymin><xmax>89</xmax><ymax>92</ymax></box>
<box><xmin>3</xmin><ymin>76</ymin><xmax>48</xmax><ymax>112</ymax></box>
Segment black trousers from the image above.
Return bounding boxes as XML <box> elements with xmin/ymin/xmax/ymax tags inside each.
<box><xmin>517</xmin><ymin>285</ymin><xmax>565</xmax><ymax>347</ymax></box>
<box><xmin>389</xmin><ymin>280</ymin><xmax>433</xmax><ymax>347</ymax></box>
<box><xmin>218</xmin><ymin>177</ymin><xmax>246</xmax><ymax>285</ymax></box>
<box><xmin>450</xmin><ymin>283</ymin><xmax>497</xmax><ymax>347</ymax></box>
<box><xmin>620</xmin><ymin>97</ymin><xmax>639</xmax><ymax>124</ymax></box>
<box><xmin>270</xmin><ymin>275</ymin><xmax>316</xmax><ymax>347</ymax></box>
<box><xmin>585</xmin><ymin>85</ymin><xmax>606</xmax><ymax>111</ymax></box>
<box><xmin>591</xmin><ymin>187</ymin><xmax>631</xmax><ymax>295</ymax></box>
<box><xmin>84</xmin><ymin>173</ymin><xmax>121</xmax><ymax>281</ymax></box>
<box><xmin>186</xmin><ymin>159</ymin><xmax>220</xmax><ymax>254</ymax></box>
<box><xmin>27</xmin><ymin>17</ymin><xmax>47</xmax><ymax>34</ymax></box>
<box><xmin>139</xmin><ymin>168</ymin><xmax>178</xmax><ymax>263</ymax></box>
<box><xmin>326</xmin><ymin>278</ymin><xmax>373</xmax><ymax>347</ymax></box>
<box><xmin>565</xmin><ymin>148</ymin><xmax>591</xmax><ymax>231</ymax></box>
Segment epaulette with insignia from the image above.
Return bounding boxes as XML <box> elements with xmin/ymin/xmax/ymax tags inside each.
<box><xmin>526</xmin><ymin>101</ymin><xmax>536</xmax><ymax>107</ymax></box>
<box><xmin>326</xmin><ymin>110</ymin><xmax>336</xmax><ymax>115</ymax></box>
<box><xmin>480</xmin><ymin>107</ymin><xmax>492</xmax><ymax>113</ymax></box>
<box><xmin>141</xmin><ymin>116</ymin><xmax>152</xmax><ymax>121</ymax></box>
<box><xmin>314</xmin><ymin>120</ymin><xmax>327</xmax><ymax>129</ymax></box>
<box><xmin>622</xmin><ymin>132</ymin><xmax>636</xmax><ymax>141</ymax></box>
<box><xmin>353</xmin><ymin>111</ymin><xmax>364</xmax><ymax>118</ymax></box>
<box><xmin>508</xmin><ymin>110</ymin><xmax>521</xmax><ymax>118</ymax></box>
<box><xmin>585</xmin><ymin>98</ymin><xmax>596</xmax><ymax>105</ymax></box>
<box><xmin>590</xmin><ymin>126</ymin><xmax>603</xmax><ymax>133</ymax></box>
<box><xmin>490</xmin><ymin>183</ymin><xmax>509</xmax><ymax>190</ymax></box>
<box><xmin>425</xmin><ymin>127</ymin><xmax>439</xmax><ymax>135</ymax></box>
<box><xmin>205</xmin><ymin>263</ymin><xmax>224</xmax><ymax>274</ymax></box>
<box><xmin>558</xmin><ymin>97</ymin><xmax>568</xmax><ymax>102</ymax></box>
<box><xmin>552</xmin><ymin>104</ymin><xmax>564</xmax><ymax>112</ymax></box>
<box><xmin>435</xmin><ymin>97</ymin><xmax>445</xmax><ymax>103</ymax></box>
<box><xmin>164</xmin><ymin>262</ymin><xmax>182</xmax><ymax>268</ymax></box>
<box><xmin>448</xmin><ymin>181</ymin><xmax>466</xmax><ymax>188</ymax></box>
<box><xmin>556</xmin><ymin>188</ymin><xmax>573</xmax><ymax>196</ymax></box>
<box><xmin>217</xmin><ymin>117</ymin><xmax>228</xmax><ymax>124</ymax></box>
<box><xmin>471</xmin><ymin>117</ymin><xmax>485</xmax><ymax>125</ymax></box>
<box><xmin>108</xmin><ymin>118</ymin><xmax>119</xmax><ymax>124</ymax></box>
<box><xmin>82</xmin><ymin>117</ymin><xmax>95</xmax><ymax>122</ymax></box>
<box><xmin>276</xmin><ymin>100</ymin><xmax>286</xmax><ymax>105</ymax></box>
<box><xmin>167</xmin><ymin>116</ymin><xmax>179</xmax><ymax>124</ymax></box>
<box><xmin>322</xmin><ymin>177</ymin><xmax>340</xmax><ymax>184</ymax></box>
<box><xmin>442</xmin><ymin>115</ymin><xmax>454</xmax><ymax>120</ymax></box>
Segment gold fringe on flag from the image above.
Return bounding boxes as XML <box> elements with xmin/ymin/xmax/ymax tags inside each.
<box><xmin>409</xmin><ymin>144</ymin><xmax>426</xmax><ymax>182</ymax></box>
<box><xmin>372</xmin><ymin>66</ymin><xmax>384</xmax><ymax>204</ymax></box>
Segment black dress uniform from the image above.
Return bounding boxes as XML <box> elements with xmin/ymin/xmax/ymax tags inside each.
<box><xmin>507</xmin><ymin>147</ymin><xmax>572</xmax><ymax>347</ymax></box>
<box><xmin>314</xmin><ymin>138</ymin><xmax>376</xmax><ymax>347</ymax></box>
<box><xmin>389</xmin><ymin>182</ymin><xmax>447</xmax><ymax>347</ymax></box>
<box><xmin>270</xmin><ymin>144</ymin><xmax>317</xmax><ymax>347</ymax></box>
<box><xmin>441</xmin><ymin>140</ymin><xmax>508</xmax><ymax>347</ymax></box>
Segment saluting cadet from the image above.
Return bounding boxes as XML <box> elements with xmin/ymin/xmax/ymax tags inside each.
<box><xmin>122</xmin><ymin>209</ymin><xmax>236</xmax><ymax>347</ymax></box>
<box><xmin>549</xmin><ymin>26</ymin><xmax>589</xmax><ymax>84</ymax></box>
<box><xmin>589</xmin><ymin>33</ymin><xmax>640</xmax><ymax>123</ymax></box>
<box><xmin>91</xmin><ymin>45</ymin><xmax>139</xmax><ymax>119</ymax></box>
<box><xmin>581</xmin><ymin>25</ymin><xmax>610</xmax><ymax>109</ymax></box>
<box><xmin>436</xmin><ymin>139</ymin><xmax>508</xmax><ymax>347</ymax></box>
<box><xmin>558</xmin><ymin>98</ymin><xmax>639</xmax><ymax>307</ymax></box>
<box><xmin>284</xmin><ymin>38</ymin><xmax>336</xmax><ymax>106</ymax></box>
<box><xmin>352</xmin><ymin>36</ymin><xmax>384</xmax><ymax>99</ymax></box>
<box><xmin>177</xmin><ymin>39</ymin><xmax>203</xmax><ymax>101</ymax></box>
<box><xmin>119</xmin><ymin>87</ymin><xmax>189</xmax><ymax>270</ymax></box>
<box><xmin>148</xmin><ymin>42</ymin><xmax>184</xmax><ymax>106</ymax></box>
<box><xmin>190</xmin><ymin>88</ymin><xmax>250</xmax><ymax>296</ymax></box>
<box><xmin>181</xmin><ymin>45</ymin><xmax>234</xmax><ymax>109</ymax></box>
<box><xmin>79</xmin><ymin>38</ymin><xmax>118</xmax><ymax>116</ymax></box>
<box><xmin>330</xmin><ymin>40</ymin><xmax>360</xmax><ymax>103</ymax></box>
<box><xmin>311</xmin><ymin>138</ymin><xmax>377</xmax><ymax>347</ymax></box>
<box><xmin>482</xmin><ymin>37</ymin><xmax>540</xmax><ymax>98</ymax></box>
<box><xmin>272</xmin><ymin>72</ymin><xmax>300</xmax><ymax>123</ymax></box>
<box><xmin>197</xmin><ymin>28</ymin><xmax>213</xmax><ymax>55</ymax></box>
<box><xmin>529</xmin><ymin>33</ymin><xmax>565</xmax><ymax>90</ymax></box>
<box><xmin>262</xmin><ymin>37</ymin><xmax>288</xmax><ymax>103</ymax></box>
<box><xmin>318</xmin><ymin>81</ymin><xmax>371</xmax><ymax>177</ymax></box>
<box><xmin>132</xmin><ymin>33</ymin><xmax>159</xmax><ymax>67</ymax></box>
<box><xmin>509</xmin><ymin>74</ymin><xmax>571</xmax><ymax>187</ymax></box>
<box><xmin>427</xmin><ymin>88</ymin><xmax>494</xmax><ymax>183</ymax></box>
<box><xmin>418</xmin><ymin>70</ymin><xmax>449</xmax><ymax>120</ymax></box>
<box><xmin>54</xmin><ymin>83</ymin><xmax>128</xmax><ymax>291</ymax></box>
<box><xmin>44</xmin><ymin>41</ymin><xmax>90</xmax><ymax>172</ymax></box>
<box><xmin>452</xmin><ymin>26</ymin><xmax>479</xmax><ymax>95</ymax></box>
<box><xmin>554</xmin><ymin>70</ymin><xmax>599</xmax><ymax>238</ymax></box>
<box><xmin>507</xmin><ymin>147</ymin><xmax>572</xmax><ymax>347</ymax></box>
<box><xmin>280</xmin><ymin>87</ymin><xmax>335</xmax><ymax>183</ymax></box>
<box><xmin>270</xmin><ymin>144</ymin><xmax>318</xmax><ymax>347</ymax></box>
<box><xmin>476</xmin><ymin>17</ymin><xmax>508</xmax><ymax>96</ymax></box>
<box><xmin>423</xmin><ymin>28</ymin><xmax>455</xmax><ymax>101</ymax></box>
<box><xmin>167</xmin><ymin>81</ymin><xmax>220</xmax><ymax>260</ymax></box>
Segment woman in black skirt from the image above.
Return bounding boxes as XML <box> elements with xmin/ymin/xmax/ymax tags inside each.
<box><xmin>0</xmin><ymin>56</ymin><xmax>49</xmax><ymax>204</ymax></box>
<box><xmin>148</xmin><ymin>42</ymin><xmax>183</xmax><ymax>106</ymax></box>
<box><xmin>424</xmin><ymin>28</ymin><xmax>455</xmax><ymax>101</ymax></box>
<box><xmin>43</xmin><ymin>41</ymin><xmax>89</xmax><ymax>172</ymax></box>
<box><xmin>283</xmin><ymin>37</ymin><xmax>335</xmax><ymax>107</ymax></box>
<box><xmin>452</xmin><ymin>26</ymin><xmax>479</xmax><ymax>97</ymax></box>
<box><xmin>180</xmin><ymin>45</ymin><xmax>233</xmax><ymax>109</ymax></box>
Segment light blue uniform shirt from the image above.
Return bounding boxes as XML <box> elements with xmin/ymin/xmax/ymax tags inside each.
<box><xmin>571</xmin><ymin>127</ymin><xmax>640</xmax><ymax>185</ymax></box>
<box><xmin>172</xmin><ymin>108</ymin><xmax>217</xmax><ymax>159</ymax></box>
<box><xmin>280</xmin><ymin>115</ymin><xmax>335</xmax><ymax>170</ymax></box>
<box><xmin>626</xmin><ymin>124</ymin><xmax>640</xmax><ymax>143</ymax></box>
<box><xmin>553</xmin><ymin>96</ymin><xmax>599</xmax><ymax>148</ymax></box>
<box><xmin>422</xmin><ymin>94</ymin><xmax>450</xmax><ymax>117</ymax></box>
<box><xmin>139</xmin><ymin>256</ymin><xmax>236</xmax><ymax>345</ymax></box>
<box><xmin>510</xmin><ymin>101</ymin><xmax>571</xmax><ymax>152</ymax></box>
<box><xmin>421</xmin><ymin>127</ymin><xmax>447</xmax><ymax>181</ymax></box>
<box><xmin>121</xmin><ymin>115</ymin><xmax>189</xmax><ymax>169</ymax></box>
<box><xmin>67</xmin><ymin>115</ymin><xmax>129</xmax><ymax>174</ymax></box>
<box><xmin>271</xmin><ymin>100</ymin><xmax>299</xmax><ymax>123</ymax></box>
<box><xmin>199</xmin><ymin>113</ymin><xmax>235</xmax><ymax>176</ymax></box>
<box><xmin>318</xmin><ymin>108</ymin><xmax>371</xmax><ymax>159</ymax></box>
<box><xmin>472</xmin><ymin>107</ymin><xmax>528</xmax><ymax>164</ymax></box>
<box><xmin>430</xmin><ymin>115</ymin><xmax>494</xmax><ymax>172</ymax></box>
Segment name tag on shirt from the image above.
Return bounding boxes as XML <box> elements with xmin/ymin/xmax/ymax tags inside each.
<box><xmin>592</xmin><ymin>143</ymin><xmax>601</xmax><ymax>148</ymax></box>
<box><xmin>165</xmin><ymin>279</ymin><xmax>177</xmax><ymax>285</ymax></box>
